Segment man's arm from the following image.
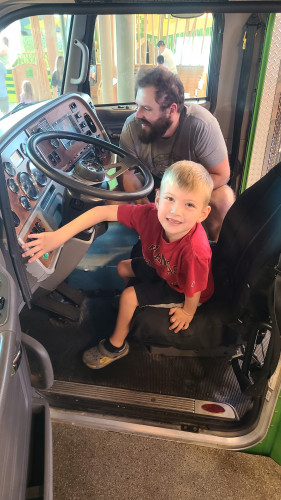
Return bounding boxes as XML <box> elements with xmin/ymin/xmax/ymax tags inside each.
<box><xmin>22</xmin><ymin>205</ymin><xmax>119</xmax><ymax>263</ymax></box>
<box><xmin>118</xmin><ymin>117</ymin><xmax>140</xmax><ymax>191</ymax></box>
<box><xmin>121</xmin><ymin>170</ymin><xmax>144</xmax><ymax>191</ymax></box>
<box><xmin>119</xmin><ymin>117</ymin><xmax>150</xmax><ymax>201</ymax></box>
<box><xmin>208</xmin><ymin>156</ymin><xmax>230</xmax><ymax>190</ymax></box>
<box><xmin>193</xmin><ymin>108</ymin><xmax>229</xmax><ymax>186</ymax></box>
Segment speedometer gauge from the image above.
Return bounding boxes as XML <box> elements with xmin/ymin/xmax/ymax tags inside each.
<box><xmin>18</xmin><ymin>172</ymin><xmax>39</xmax><ymax>200</ymax></box>
<box><xmin>19</xmin><ymin>195</ymin><xmax>31</xmax><ymax>211</ymax></box>
<box><xmin>7</xmin><ymin>178</ymin><xmax>20</xmax><ymax>194</ymax></box>
<box><xmin>4</xmin><ymin>161</ymin><xmax>16</xmax><ymax>177</ymax></box>
<box><xmin>27</xmin><ymin>161</ymin><xmax>48</xmax><ymax>186</ymax></box>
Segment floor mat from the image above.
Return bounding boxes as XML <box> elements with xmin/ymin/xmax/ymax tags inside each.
<box><xmin>20</xmin><ymin>292</ymin><xmax>252</xmax><ymax>418</ymax></box>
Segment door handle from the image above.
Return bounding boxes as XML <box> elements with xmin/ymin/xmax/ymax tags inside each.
<box><xmin>11</xmin><ymin>344</ymin><xmax>22</xmax><ymax>376</ymax></box>
<box><xmin>70</xmin><ymin>39</ymin><xmax>89</xmax><ymax>85</ymax></box>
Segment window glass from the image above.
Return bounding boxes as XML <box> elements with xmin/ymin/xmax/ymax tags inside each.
<box><xmin>90</xmin><ymin>13</ymin><xmax>213</xmax><ymax>105</ymax></box>
<box><xmin>0</xmin><ymin>14</ymin><xmax>71</xmax><ymax>117</ymax></box>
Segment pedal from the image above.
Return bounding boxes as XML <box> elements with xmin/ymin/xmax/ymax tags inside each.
<box><xmin>32</xmin><ymin>295</ymin><xmax>80</xmax><ymax>321</ymax></box>
<box><xmin>56</xmin><ymin>281</ymin><xmax>85</xmax><ymax>306</ymax></box>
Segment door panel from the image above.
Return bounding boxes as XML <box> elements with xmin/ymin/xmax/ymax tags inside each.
<box><xmin>0</xmin><ymin>264</ymin><xmax>32</xmax><ymax>499</ymax></box>
<box><xmin>0</xmin><ymin>263</ymin><xmax>53</xmax><ymax>499</ymax></box>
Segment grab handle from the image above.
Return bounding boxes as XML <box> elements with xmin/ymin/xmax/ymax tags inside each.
<box><xmin>70</xmin><ymin>39</ymin><xmax>89</xmax><ymax>84</ymax></box>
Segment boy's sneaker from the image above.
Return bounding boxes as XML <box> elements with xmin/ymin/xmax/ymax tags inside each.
<box><xmin>82</xmin><ymin>339</ymin><xmax>129</xmax><ymax>369</ymax></box>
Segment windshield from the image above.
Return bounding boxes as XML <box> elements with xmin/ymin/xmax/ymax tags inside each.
<box><xmin>0</xmin><ymin>14</ymin><xmax>71</xmax><ymax>119</ymax></box>
<box><xmin>0</xmin><ymin>12</ymin><xmax>214</xmax><ymax>120</ymax></box>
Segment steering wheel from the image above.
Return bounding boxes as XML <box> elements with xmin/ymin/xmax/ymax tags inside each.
<box><xmin>26</xmin><ymin>131</ymin><xmax>154</xmax><ymax>201</ymax></box>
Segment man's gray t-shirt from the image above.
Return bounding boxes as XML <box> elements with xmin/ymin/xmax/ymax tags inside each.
<box><xmin>119</xmin><ymin>104</ymin><xmax>227</xmax><ymax>179</ymax></box>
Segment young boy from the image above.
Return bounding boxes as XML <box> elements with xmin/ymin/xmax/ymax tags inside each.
<box><xmin>22</xmin><ymin>161</ymin><xmax>214</xmax><ymax>369</ymax></box>
<box><xmin>156</xmin><ymin>54</ymin><xmax>168</xmax><ymax>69</ymax></box>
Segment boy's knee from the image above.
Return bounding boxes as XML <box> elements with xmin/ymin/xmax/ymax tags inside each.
<box><xmin>117</xmin><ymin>259</ymin><xmax>134</xmax><ymax>281</ymax></box>
<box><xmin>117</xmin><ymin>260</ymin><xmax>127</xmax><ymax>278</ymax></box>
<box><xmin>120</xmin><ymin>285</ymin><xmax>138</xmax><ymax>305</ymax></box>
<box><xmin>121</xmin><ymin>285</ymin><xmax>131</xmax><ymax>297</ymax></box>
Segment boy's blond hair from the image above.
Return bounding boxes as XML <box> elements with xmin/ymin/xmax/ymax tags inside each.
<box><xmin>161</xmin><ymin>161</ymin><xmax>214</xmax><ymax>206</ymax></box>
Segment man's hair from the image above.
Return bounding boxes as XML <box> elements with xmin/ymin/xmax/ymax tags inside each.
<box><xmin>156</xmin><ymin>55</ymin><xmax>164</xmax><ymax>65</ymax></box>
<box><xmin>135</xmin><ymin>67</ymin><xmax>185</xmax><ymax>113</ymax></box>
<box><xmin>157</xmin><ymin>40</ymin><xmax>165</xmax><ymax>47</ymax></box>
<box><xmin>161</xmin><ymin>161</ymin><xmax>214</xmax><ymax>206</ymax></box>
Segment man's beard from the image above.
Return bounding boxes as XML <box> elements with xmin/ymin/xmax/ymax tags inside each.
<box><xmin>137</xmin><ymin>115</ymin><xmax>172</xmax><ymax>144</ymax></box>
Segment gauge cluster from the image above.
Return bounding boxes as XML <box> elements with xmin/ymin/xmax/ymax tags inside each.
<box><xmin>0</xmin><ymin>93</ymin><xmax>111</xmax><ymax>272</ymax></box>
<box><xmin>2</xmin><ymin>131</ymin><xmax>48</xmax><ymax>235</ymax></box>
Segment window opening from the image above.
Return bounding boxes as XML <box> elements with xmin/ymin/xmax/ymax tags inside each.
<box><xmin>0</xmin><ymin>14</ymin><xmax>71</xmax><ymax>118</ymax></box>
<box><xmin>90</xmin><ymin>13</ymin><xmax>213</xmax><ymax>105</ymax></box>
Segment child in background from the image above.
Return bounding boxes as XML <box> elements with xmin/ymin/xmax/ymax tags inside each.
<box><xmin>156</xmin><ymin>54</ymin><xmax>168</xmax><ymax>70</ymax></box>
<box><xmin>20</xmin><ymin>80</ymin><xmax>35</xmax><ymax>104</ymax></box>
<box><xmin>51</xmin><ymin>55</ymin><xmax>64</xmax><ymax>96</ymax></box>
<box><xmin>22</xmin><ymin>161</ymin><xmax>214</xmax><ymax>370</ymax></box>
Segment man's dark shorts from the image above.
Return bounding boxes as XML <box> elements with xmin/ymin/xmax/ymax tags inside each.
<box><xmin>131</xmin><ymin>257</ymin><xmax>185</xmax><ymax>307</ymax></box>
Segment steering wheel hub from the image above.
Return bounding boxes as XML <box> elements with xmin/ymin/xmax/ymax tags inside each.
<box><xmin>74</xmin><ymin>159</ymin><xmax>105</xmax><ymax>183</ymax></box>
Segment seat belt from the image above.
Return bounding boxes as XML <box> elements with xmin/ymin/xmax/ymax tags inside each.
<box><xmin>267</xmin><ymin>253</ymin><xmax>281</xmax><ymax>379</ymax></box>
<box><xmin>230</xmin><ymin>14</ymin><xmax>265</xmax><ymax>193</ymax></box>
<box><xmin>232</xmin><ymin>253</ymin><xmax>281</xmax><ymax>394</ymax></box>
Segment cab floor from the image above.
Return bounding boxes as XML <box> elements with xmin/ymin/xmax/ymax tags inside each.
<box><xmin>20</xmin><ymin>223</ymin><xmax>252</xmax><ymax>419</ymax></box>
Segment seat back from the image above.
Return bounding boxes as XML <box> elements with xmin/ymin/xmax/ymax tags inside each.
<box><xmin>213</xmin><ymin>162</ymin><xmax>281</xmax><ymax>321</ymax></box>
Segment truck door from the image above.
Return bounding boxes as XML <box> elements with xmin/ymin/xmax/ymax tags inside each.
<box><xmin>0</xmin><ymin>262</ymin><xmax>53</xmax><ymax>500</ymax></box>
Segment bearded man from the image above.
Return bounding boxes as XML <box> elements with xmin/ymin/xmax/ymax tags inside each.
<box><xmin>119</xmin><ymin>67</ymin><xmax>234</xmax><ymax>241</ymax></box>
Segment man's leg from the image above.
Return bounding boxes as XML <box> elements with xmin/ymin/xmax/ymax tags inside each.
<box><xmin>204</xmin><ymin>185</ymin><xmax>235</xmax><ymax>241</ymax></box>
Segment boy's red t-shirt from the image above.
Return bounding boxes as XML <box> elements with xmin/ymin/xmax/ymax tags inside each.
<box><xmin>118</xmin><ymin>203</ymin><xmax>214</xmax><ymax>302</ymax></box>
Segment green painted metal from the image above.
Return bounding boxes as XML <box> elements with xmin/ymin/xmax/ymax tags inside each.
<box><xmin>270</xmin><ymin>393</ymin><xmax>281</xmax><ymax>464</ymax></box>
<box><xmin>6</xmin><ymin>70</ymin><xmax>16</xmax><ymax>103</ymax></box>
<box><xmin>246</xmin><ymin>392</ymin><xmax>281</xmax><ymax>465</ymax></box>
<box><xmin>6</xmin><ymin>68</ymin><xmax>54</xmax><ymax>105</ymax></box>
<box><xmin>240</xmin><ymin>13</ymin><xmax>276</xmax><ymax>193</ymax></box>
<box><xmin>240</xmin><ymin>13</ymin><xmax>281</xmax><ymax>464</ymax></box>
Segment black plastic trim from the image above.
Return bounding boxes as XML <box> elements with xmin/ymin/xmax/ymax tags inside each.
<box><xmin>0</xmin><ymin>159</ymin><xmax>32</xmax><ymax>308</ymax></box>
<box><xmin>1</xmin><ymin>3</ymin><xmax>281</xmax><ymax>33</ymax></box>
<box><xmin>207</xmin><ymin>13</ymin><xmax>225</xmax><ymax>113</ymax></box>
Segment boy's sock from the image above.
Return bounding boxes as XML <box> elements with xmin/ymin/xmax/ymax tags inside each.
<box><xmin>104</xmin><ymin>339</ymin><xmax>126</xmax><ymax>353</ymax></box>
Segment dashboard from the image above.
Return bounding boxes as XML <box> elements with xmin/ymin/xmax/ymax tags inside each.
<box><xmin>0</xmin><ymin>93</ymin><xmax>111</xmax><ymax>281</ymax></box>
